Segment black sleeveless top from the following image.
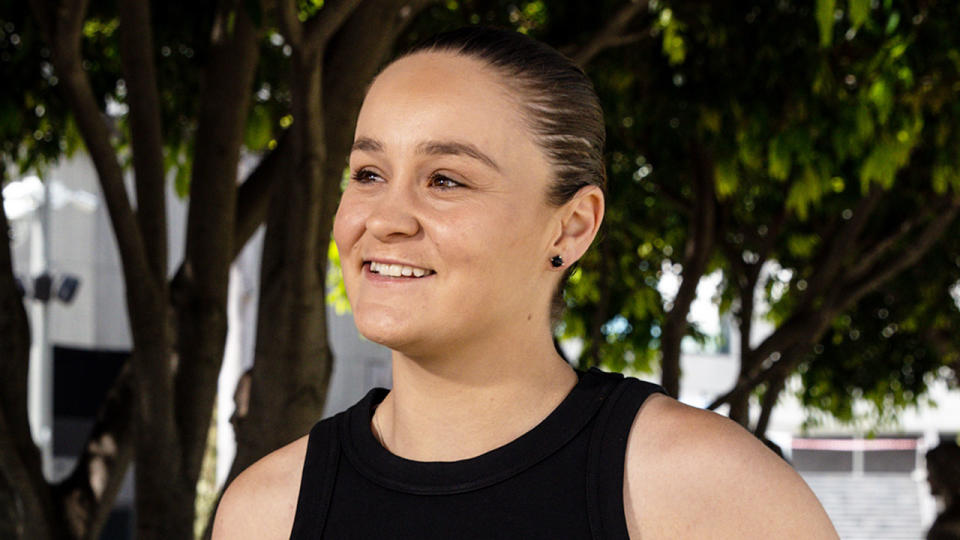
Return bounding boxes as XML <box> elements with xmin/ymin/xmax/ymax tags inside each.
<box><xmin>289</xmin><ymin>368</ymin><xmax>665</xmax><ymax>539</ymax></box>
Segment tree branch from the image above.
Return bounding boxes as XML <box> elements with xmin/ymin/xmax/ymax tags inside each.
<box><xmin>647</xmin><ymin>175</ymin><xmax>692</xmax><ymax>215</ymax></box>
<box><xmin>842</xmin><ymin>199</ymin><xmax>960</xmax><ymax>307</ymax></box>
<box><xmin>0</xmin><ymin>406</ymin><xmax>58</xmax><ymax>538</ymax></box>
<box><xmin>28</xmin><ymin>0</ymin><xmax>87</xmax><ymax>55</ymax></box>
<box><xmin>175</xmin><ymin>0</ymin><xmax>260</xmax><ymax>488</ymax></box>
<box><xmin>118</xmin><ymin>0</ymin><xmax>167</xmax><ymax>283</ymax></box>
<box><xmin>794</xmin><ymin>186</ymin><xmax>883</xmax><ymax>313</ymax></box>
<box><xmin>303</xmin><ymin>0</ymin><xmax>364</xmax><ymax>54</ymax></box>
<box><xmin>572</xmin><ymin>0</ymin><xmax>649</xmax><ymax>67</ymax></box>
<box><xmin>708</xmin><ymin>307</ymin><xmax>830</xmax><ymax>410</ymax></box>
<box><xmin>660</xmin><ymin>140</ymin><xmax>716</xmax><ymax>396</ymax></box>
<box><xmin>34</xmin><ymin>0</ymin><xmax>154</xmax><ymax>295</ymax></box>
<box><xmin>235</xmin><ymin>134</ymin><xmax>292</xmax><ymax>254</ymax></box>
<box><xmin>755</xmin><ymin>204</ymin><xmax>788</xmax><ymax>266</ymax></box>
<box><xmin>26</xmin><ymin>0</ymin><xmax>55</xmax><ymax>44</ymax></box>
<box><xmin>752</xmin><ymin>344</ymin><xmax>801</xmax><ymax>437</ymax></box>
<box><xmin>0</xmin><ymin>183</ymin><xmax>59</xmax><ymax>538</ymax></box>
<box><xmin>276</xmin><ymin>0</ymin><xmax>304</xmax><ymax>49</ymax></box>
<box><xmin>168</xmin><ymin>130</ymin><xmax>291</xmax><ymax>325</ymax></box>
<box><xmin>54</xmin><ymin>362</ymin><xmax>135</xmax><ymax>539</ymax></box>
<box><xmin>710</xmin><ymin>199</ymin><xmax>960</xmax><ymax>412</ymax></box>
<box><xmin>847</xmin><ymin>206</ymin><xmax>932</xmax><ymax>282</ymax></box>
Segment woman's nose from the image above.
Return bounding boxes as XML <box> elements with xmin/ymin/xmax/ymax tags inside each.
<box><xmin>365</xmin><ymin>186</ymin><xmax>421</xmax><ymax>240</ymax></box>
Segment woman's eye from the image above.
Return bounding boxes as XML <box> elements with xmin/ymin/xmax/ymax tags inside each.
<box><xmin>428</xmin><ymin>173</ymin><xmax>462</xmax><ymax>190</ymax></box>
<box><xmin>351</xmin><ymin>169</ymin><xmax>382</xmax><ymax>183</ymax></box>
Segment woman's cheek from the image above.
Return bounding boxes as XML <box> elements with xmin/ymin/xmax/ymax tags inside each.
<box><xmin>333</xmin><ymin>196</ymin><xmax>365</xmax><ymax>247</ymax></box>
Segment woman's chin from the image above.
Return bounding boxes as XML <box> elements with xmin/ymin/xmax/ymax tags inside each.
<box><xmin>353</xmin><ymin>312</ymin><xmax>420</xmax><ymax>350</ymax></box>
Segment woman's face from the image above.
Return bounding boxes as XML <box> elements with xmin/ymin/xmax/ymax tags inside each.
<box><xmin>333</xmin><ymin>52</ymin><xmax>563</xmax><ymax>356</ymax></box>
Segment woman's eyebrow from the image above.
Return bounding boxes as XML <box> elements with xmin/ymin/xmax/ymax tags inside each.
<box><xmin>351</xmin><ymin>137</ymin><xmax>384</xmax><ymax>153</ymax></box>
<box><xmin>416</xmin><ymin>140</ymin><xmax>501</xmax><ymax>172</ymax></box>
<box><xmin>350</xmin><ymin>137</ymin><xmax>501</xmax><ymax>173</ymax></box>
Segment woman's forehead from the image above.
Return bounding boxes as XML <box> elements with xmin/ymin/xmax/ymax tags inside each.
<box><xmin>361</xmin><ymin>52</ymin><xmax>515</xmax><ymax>119</ymax></box>
<box><xmin>372</xmin><ymin>51</ymin><xmax>504</xmax><ymax>95</ymax></box>
<box><xmin>354</xmin><ymin>52</ymin><xmax>536</xmax><ymax>166</ymax></box>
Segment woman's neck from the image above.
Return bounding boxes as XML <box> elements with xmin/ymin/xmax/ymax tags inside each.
<box><xmin>372</xmin><ymin>341</ymin><xmax>577</xmax><ymax>462</ymax></box>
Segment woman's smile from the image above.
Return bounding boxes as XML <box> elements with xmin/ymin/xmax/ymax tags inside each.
<box><xmin>333</xmin><ymin>51</ymin><xmax>559</xmax><ymax>354</ymax></box>
<box><xmin>364</xmin><ymin>260</ymin><xmax>435</xmax><ymax>279</ymax></box>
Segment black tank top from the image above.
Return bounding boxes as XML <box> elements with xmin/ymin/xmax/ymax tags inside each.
<box><xmin>289</xmin><ymin>367</ymin><xmax>665</xmax><ymax>539</ymax></box>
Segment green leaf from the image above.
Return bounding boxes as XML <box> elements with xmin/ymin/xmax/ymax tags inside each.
<box><xmin>932</xmin><ymin>164</ymin><xmax>959</xmax><ymax>195</ymax></box>
<box><xmin>244</xmin><ymin>105</ymin><xmax>272</xmax><ymax>152</ymax></box>
<box><xmin>715</xmin><ymin>159</ymin><xmax>739</xmax><ymax>199</ymax></box>
<box><xmin>848</xmin><ymin>0</ymin><xmax>869</xmax><ymax>29</ymax></box>
<box><xmin>815</xmin><ymin>0</ymin><xmax>836</xmax><ymax>48</ymax></box>
<box><xmin>325</xmin><ymin>240</ymin><xmax>351</xmax><ymax>314</ymax></box>
<box><xmin>174</xmin><ymin>160</ymin><xmax>191</xmax><ymax>199</ymax></box>
<box><xmin>785</xmin><ymin>165</ymin><xmax>825</xmax><ymax>220</ymax></box>
<box><xmin>855</xmin><ymin>104</ymin><xmax>875</xmax><ymax>141</ymax></box>
<box><xmin>884</xmin><ymin>10</ymin><xmax>900</xmax><ymax>35</ymax></box>
<box><xmin>767</xmin><ymin>135</ymin><xmax>792</xmax><ymax>181</ymax></box>
<box><xmin>657</xmin><ymin>9</ymin><xmax>687</xmax><ymax>65</ymax></box>
<box><xmin>787</xmin><ymin>234</ymin><xmax>820</xmax><ymax>258</ymax></box>
<box><xmin>867</xmin><ymin>79</ymin><xmax>893</xmax><ymax>124</ymax></box>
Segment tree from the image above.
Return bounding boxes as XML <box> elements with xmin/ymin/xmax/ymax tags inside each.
<box><xmin>564</xmin><ymin>0</ymin><xmax>960</xmax><ymax>431</ymax></box>
<box><xmin>697</xmin><ymin>0</ymin><xmax>960</xmax><ymax>432</ymax></box>
<box><xmin>1</xmin><ymin>0</ymin><xmax>433</xmax><ymax>537</ymax></box>
<box><xmin>2</xmin><ymin>1</ymin><xmax>657</xmax><ymax>537</ymax></box>
<box><xmin>4</xmin><ymin>0</ymin><xmax>960</xmax><ymax>537</ymax></box>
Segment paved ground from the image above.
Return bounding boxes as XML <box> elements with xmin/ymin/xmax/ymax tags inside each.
<box><xmin>800</xmin><ymin>472</ymin><xmax>935</xmax><ymax>540</ymax></box>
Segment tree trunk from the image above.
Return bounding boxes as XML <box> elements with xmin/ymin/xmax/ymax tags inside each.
<box><xmin>174</xmin><ymin>0</ymin><xmax>259</xmax><ymax>499</ymax></box>
<box><xmin>55</xmin><ymin>362</ymin><xmax>136</xmax><ymax>540</ymax></box>
<box><xmin>230</xmin><ymin>50</ymin><xmax>331</xmax><ymax>475</ymax></box>
<box><xmin>753</xmin><ymin>350</ymin><xmax>794</xmax><ymax>438</ymax></box>
<box><xmin>0</xmin><ymin>184</ymin><xmax>65</xmax><ymax>539</ymax></box>
<box><xmin>727</xmin><ymin>290</ymin><xmax>756</xmax><ymax>426</ymax></box>
<box><xmin>228</xmin><ymin>0</ymin><xmax>434</xmax><ymax>481</ymax></box>
<box><xmin>659</xmin><ymin>141</ymin><xmax>716</xmax><ymax>397</ymax></box>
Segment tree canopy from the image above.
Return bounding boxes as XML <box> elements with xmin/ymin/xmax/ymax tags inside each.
<box><xmin>1</xmin><ymin>0</ymin><xmax>959</xmax><ymax>538</ymax></box>
<box><xmin>559</xmin><ymin>0</ymin><xmax>960</xmax><ymax>432</ymax></box>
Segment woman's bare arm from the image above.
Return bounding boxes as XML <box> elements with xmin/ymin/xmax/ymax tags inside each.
<box><xmin>624</xmin><ymin>394</ymin><xmax>838</xmax><ymax>539</ymax></box>
<box><xmin>211</xmin><ymin>435</ymin><xmax>308</xmax><ymax>540</ymax></box>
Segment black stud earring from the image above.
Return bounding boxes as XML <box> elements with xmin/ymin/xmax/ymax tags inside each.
<box><xmin>550</xmin><ymin>255</ymin><xmax>564</xmax><ymax>268</ymax></box>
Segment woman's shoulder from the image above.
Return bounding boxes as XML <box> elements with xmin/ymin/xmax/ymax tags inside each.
<box><xmin>622</xmin><ymin>393</ymin><xmax>838</xmax><ymax>539</ymax></box>
<box><xmin>211</xmin><ymin>434</ymin><xmax>310</xmax><ymax>540</ymax></box>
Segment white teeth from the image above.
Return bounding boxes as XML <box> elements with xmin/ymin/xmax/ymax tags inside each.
<box><xmin>369</xmin><ymin>261</ymin><xmax>432</xmax><ymax>278</ymax></box>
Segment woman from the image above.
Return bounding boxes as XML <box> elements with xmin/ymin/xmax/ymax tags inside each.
<box><xmin>213</xmin><ymin>27</ymin><xmax>838</xmax><ymax>539</ymax></box>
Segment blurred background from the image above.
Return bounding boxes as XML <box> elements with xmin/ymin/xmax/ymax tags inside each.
<box><xmin>2</xmin><ymin>0</ymin><xmax>959</xmax><ymax>538</ymax></box>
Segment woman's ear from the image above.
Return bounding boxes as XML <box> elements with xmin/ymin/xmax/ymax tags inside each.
<box><xmin>551</xmin><ymin>185</ymin><xmax>604</xmax><ymax>266</ymax></box>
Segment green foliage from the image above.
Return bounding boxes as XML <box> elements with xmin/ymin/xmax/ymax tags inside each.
<box><xmin>297</xmin><ymin>0</ymin><xmax>326</xmax><ymax>22</ymax></box>
<box><xmin>326</xmin><ymin>240</ymin><xmax>350</xmax><ymax>315</ymax></box>
<box><xmin>848</xmin><ymin>0</ymin><xmax>870</xmax><ymax>30</ymax></box>
<box><xmin>1</xmin><ymin>7</ymin><xmax>79</xmax><ymax>177</ymax></box>
<box><xmin>815</xmin><ymin>0</ymin><xmax>835</xmax><ymax>47</ymax></box>
<box><xmin>565</xmin><ymin>0</ymin><xmax>960</xmax><ymax>426</ymax></box>
<box><xmin>5</xmin><ymin>0</ymin><xmax>959</xmax><ymax>432</ymax></box>
<box><xmin>1</xmin><ymin>0</ymin><xmax>297</xmax><ymax>193</ymax></box>
<box><xmin>798</xmin><ymin>241</ymin><xmax>960</xmax><ymax>430</ymax></box>
<box><xmin>653</xmin><ymin>6</ymin><xmax>686</xmax><ymax>65</ymax></box>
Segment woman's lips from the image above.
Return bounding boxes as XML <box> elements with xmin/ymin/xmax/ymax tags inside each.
<box><xmin>365</xmin><ymin>260</ymin><xmax>435</xmax><ymax>278</ymax></box>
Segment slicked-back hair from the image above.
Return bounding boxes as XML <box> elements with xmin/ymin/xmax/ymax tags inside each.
<box><xmin>401</xmin><ymin>26</ymin><xmax>607</xmax><ymax>205</ymax></box>
<box><xmin>390</xmin><ymin>26</ymin><xmax>607</xmax><ymax>324</ymax></box>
